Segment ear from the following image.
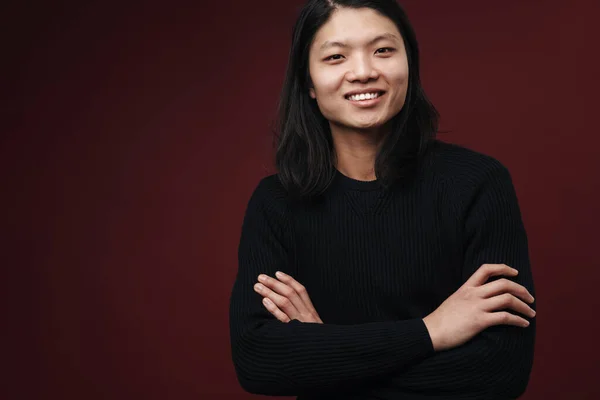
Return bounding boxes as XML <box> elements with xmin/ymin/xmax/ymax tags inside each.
<box><xmin>309</xmin><ymin>87</ymin><xmax>316</xmax><ymax>99</ymax></box>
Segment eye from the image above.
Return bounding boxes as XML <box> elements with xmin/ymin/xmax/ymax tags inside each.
<box><xmin>324</xmin><ymin>54</ymin><xmax>344</xmax><ymax>61</ymax></box>
<box><xmin>375</xmin><ymin>47</ymin><xmax>396</xmax><ymax>54</ymax></box>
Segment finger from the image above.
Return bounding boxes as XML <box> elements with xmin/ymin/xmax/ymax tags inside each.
<box><xmin>466</xmin><ymin>263</ymin><xmax>518</xmax><ymax>287</ymax></box>
<box><xmin>257</xmin><ymin>275</ymin><xmax>305</xmax><ymax>313</ymax></box>
<box><xmin>275</xmin><ymin>271</ymin><xmax>317</xmax><ymax>310</ymax></box>
<box><xmin>482</xmin><ymin>293</ymin><xmax>536</xmax><ymax>318</ymax></box>
<box><xmin>478</xmin><ymin>278</ymin><xmax>535</xmax><ymax>304</ymax></box>
<box><xmin>262</xmin><ymin>297</ymin><xmax>291</xmax><ymax>323</ymax></box>
<box><xmin>254</xmin><ymin>282</ymin><xmax>300</xmax><ymax>318</ymax></box>
<box><xmin>486</xmin><ymin>311</ymin><xmax>531</xmax><ymax>328</ymax></box>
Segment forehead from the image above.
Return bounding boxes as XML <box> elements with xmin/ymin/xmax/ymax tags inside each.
<box><xmin>311</xmin><ymin>7</ymin><xmax>402</xmax><ymax>51</ymax></box>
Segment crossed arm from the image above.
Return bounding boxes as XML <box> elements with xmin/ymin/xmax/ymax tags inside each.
<box><xmin>230</xmin><ymin>165</ymin><xmax>536</xmax><ymax>398</ymax></box>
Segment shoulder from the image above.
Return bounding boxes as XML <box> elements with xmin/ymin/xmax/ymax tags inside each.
<box><xmin>422</xmin><ymin>140</ymin><xmax>520</xmax><ymax>216</ymax></box>
<box><xmin>426</xmin><ymin>139</ymin><xmax>513</xmax><ymax>188</ymax></box>
<box><xmin>251</xmin><ymin>174</ymin><xmax>289</xmax><ymax>202</ymax></box>
<box><xmin>427</xmin><ymin>139</ymin><xmax>509</xmax><ymax>175</ymax></box>
<box><xmin>238</xmin><ymin>174</ymin><xmax>295</xmax><ymax>243</ymax></box>
<box><xmin>244</xmin><ymin>173</ymin><xmax>291</xmax><ymax>219</ymax></box>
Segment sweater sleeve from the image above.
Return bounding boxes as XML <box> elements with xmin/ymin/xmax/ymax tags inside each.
<box><xmin>371</xmin><ymin>162</ymin><xmax>536</xmax><ymax>399</ymax></box>
<box><xmin>229</xmin><ymin>177</ymin><xmax>435</xmax><ymax>397</ymax></box>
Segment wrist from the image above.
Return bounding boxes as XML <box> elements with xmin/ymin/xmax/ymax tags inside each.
<box><xmin>422</xmin><ymin>316</ymin><xmax>441</xmax><ymax>352</ymax></box>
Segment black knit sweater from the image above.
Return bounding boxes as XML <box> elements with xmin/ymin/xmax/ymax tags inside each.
<box><xmin>229</xmin><ymin>139</ymin><xmax>536</xmax><ymax>399</ymax></box>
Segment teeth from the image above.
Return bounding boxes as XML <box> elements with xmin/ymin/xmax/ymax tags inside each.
<box><xmin>347</xmin><ymin>92</ymin><xmax>381</xmax><ymax>101</ymax></box>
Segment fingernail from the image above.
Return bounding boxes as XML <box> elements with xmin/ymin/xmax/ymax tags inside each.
<box><xmin>258</xmin><ymin>275</ymin><xmax>266</xmax><ymax>282</ymax></box>
<box><xmin>254</xmin><ymin>283</ymin><xmax>263</xmax><ymax>291</ymax></box>
<box><xmin>263</xmin><ymin>298</ymin><xmax>272</xmax><ymax>306</ymax></box>
<box><xmin>275</xmin><ymin>271</ymin><xmax>285</xmax><ymax>278</ymax></box>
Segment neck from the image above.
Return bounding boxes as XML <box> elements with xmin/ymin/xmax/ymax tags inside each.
<box><xmin>330</xmin><ymin>122</ymin><xmax>390</xmax><ymax>181</ymax></box>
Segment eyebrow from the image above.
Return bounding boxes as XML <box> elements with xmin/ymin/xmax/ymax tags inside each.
<box><xmin>319</xmin><ymin>33</ymin><xmax>400</xmax><ymax>51</ymax></box>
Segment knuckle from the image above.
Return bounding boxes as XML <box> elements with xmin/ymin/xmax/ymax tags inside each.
<box><xmin>296</xmin><ymin>284</ymin><xmax>307</xmax><ymax>294</ymax></box>
<box><xmin>463</xmin><ymin>287</ymin><xmax>477</xmax><ymax>300</ymax></box>
<box><xmin>505</xmin><ymin>280</ymin><xmax>518</xmax><ymax>291</ymax></box>
<box><xmin>501</xmin><ymin>293</ymin><xmax>513</xmax><ymax>305</ymax></box>
<box><xmin>473</xmin><ymin>312</ymin><xmax>487</xmax><ymax>329</ymax></box>
<box><xmin>520</xmin><ymin>283</ymin><xmax>529</xmax><ymax>292</ymax></box>
<box><xmin>499</xmin><ymin>278</ymin><xmax>510</xmax><ymax>286</ymax></box>
<box><xmin>280</xmin><ymin>298</ymin><xmax>291</xmax><ymax>308</ymax></box>
<box><xmin>490</xmin><ymin>264</ymin><xmax>502</xmax><ymax>274</ymax></box>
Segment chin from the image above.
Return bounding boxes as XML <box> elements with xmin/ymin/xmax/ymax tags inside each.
<box><xmin>349</xmin><ymin>123</ymin><xmax>387</xmax><ymax>133</ymax></box>
<box><xmin>350</xmin><ymin>117</ymin><xmax>390</xmax><ymax>130</ymax></box>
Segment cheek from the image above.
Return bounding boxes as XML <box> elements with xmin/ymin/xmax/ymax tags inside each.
<box><xmin>315</xmin><ymin>76</ymin><xmax>342</xmax><ymax>98</ymax></box>
<box><xmin>311</xmin><ymin>65</ymin><xmax>343</xmax><ymax>94</ymax></box>
<box><xmin>390</xmin><ymin>62</ymin><xmax>409</xmax><ymax>86</ymax></box>
<box><xmin>388</xmin><ymin>66</ymin><xmax>409</xmax><ymax>102</ymax></box>
<box><xmin>312</xmin><ymin>76</ymin><xmax>345</xmax><ymax>116</ymax></box>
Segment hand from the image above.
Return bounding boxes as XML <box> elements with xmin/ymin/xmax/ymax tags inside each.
<box><xmin>254</xmin><ymin>271</ymin><xmax>323</xmax><ymax>324</ymax></box>
<box><xmin>422</xmin><ymin>263</ymin><xmax>536</xmax><ymax>352</ymax></box>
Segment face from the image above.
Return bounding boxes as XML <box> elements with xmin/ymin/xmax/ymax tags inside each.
<box><xmin>308</xmin><ymin>7</ymin><xmax>409</xmax><ymax>133</ymax></box>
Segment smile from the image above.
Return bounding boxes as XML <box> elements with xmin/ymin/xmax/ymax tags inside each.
<box><xmin>345</xmin><ymin>91</ymin><xmax>385</xmax><ymax>101</ymax></box>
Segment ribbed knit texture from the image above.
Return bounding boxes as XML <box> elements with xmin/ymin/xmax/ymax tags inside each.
<box><xmin>229</xmin><ymin>140</ymin><xmax>536</xmax><ymax>400</ymax></box>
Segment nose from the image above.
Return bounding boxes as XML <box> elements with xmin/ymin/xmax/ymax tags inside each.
<box><xmin>347</xmin><ymin>54</ymin><xmax>379</xmax><ymax>82</ymax></box>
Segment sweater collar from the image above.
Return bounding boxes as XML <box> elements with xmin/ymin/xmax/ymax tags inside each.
<box><xmin>333</xmin><ymin>169</ymin><xmax>383</xmax><ymax>192</ymax></box>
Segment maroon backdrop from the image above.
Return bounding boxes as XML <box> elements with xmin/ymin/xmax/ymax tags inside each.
<box><xmin>3</xmin><ymin>0</ymin><xmax>599</xmax><ymax>399</ymax></box>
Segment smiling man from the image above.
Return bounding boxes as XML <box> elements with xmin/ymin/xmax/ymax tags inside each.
<box><xmin>229</xmin><ymin>1</ymin><xmax>536</xmax><ymax>399</ymax></box>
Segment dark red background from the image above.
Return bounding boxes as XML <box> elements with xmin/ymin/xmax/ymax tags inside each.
<box><xmin>3</xmin><ymin>0</ymin><xmax>599</xmax><ymax>399</ymax></box>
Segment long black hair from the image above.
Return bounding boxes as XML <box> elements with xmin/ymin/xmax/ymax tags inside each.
<box><xmin>274</xmin><ymin>0</ymin><xmax>439</xmax><ymax>199</ymax></box>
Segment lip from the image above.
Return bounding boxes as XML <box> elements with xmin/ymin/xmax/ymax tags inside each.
<box><xmin>344</xmin><ymin>88</ymin><xmax>386</xmax><ymax>98</ymax></box>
